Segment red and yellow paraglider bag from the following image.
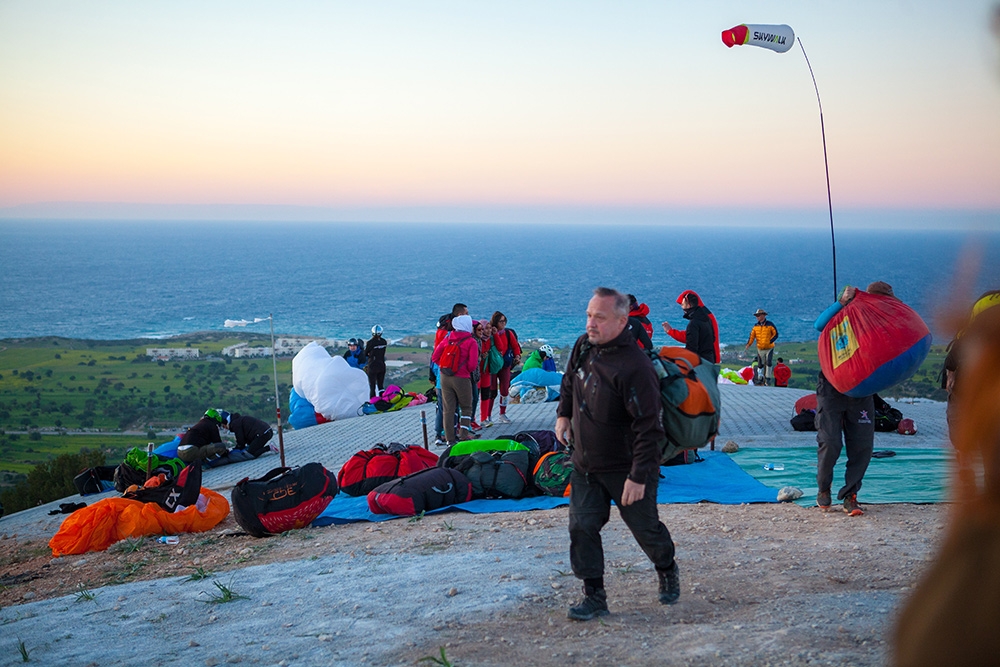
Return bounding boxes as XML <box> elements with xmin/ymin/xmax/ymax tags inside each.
<box><xmin>818</xmin><ymin>291</ymin><xmax>932</xmax><ymax>398</ymax></box>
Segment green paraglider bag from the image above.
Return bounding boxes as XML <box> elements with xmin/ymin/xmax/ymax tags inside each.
<box><xmin>487</xmin><ymin>345</ymin><xmax>504</xmax><ymax>375</ymax></box>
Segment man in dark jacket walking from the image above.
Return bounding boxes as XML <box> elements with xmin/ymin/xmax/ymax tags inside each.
<box><xmin>555</xmin><ymin>287</ymin><xmax>680</xmax><ymax>621</ymax></box>
<box><xmin>222</xmin><ymin>411</ymin><xmax>274</xmax><ymax>458</ymax></box>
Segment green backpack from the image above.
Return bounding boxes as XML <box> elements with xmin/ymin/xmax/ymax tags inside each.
<box><xmin>123</xmin><ymin>447</ymin><xmax>186</xmax><ymax>478</ymax></box>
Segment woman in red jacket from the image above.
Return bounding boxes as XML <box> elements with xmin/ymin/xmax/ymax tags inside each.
<box><xmin>489</xmin><ymin>311</ymin><xmax>521</xmax><ymax>424</ymax></box>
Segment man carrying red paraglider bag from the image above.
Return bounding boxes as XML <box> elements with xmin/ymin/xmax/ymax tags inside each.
<box><xmin>812</xmin><ymin>281</ymin><xmax>931</xmax><ymax>516</ymax></box>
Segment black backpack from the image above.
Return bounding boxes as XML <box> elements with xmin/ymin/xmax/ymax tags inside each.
<box><xmin>74</xmin><ymin>465</ymin><xmax>117</xmax><ymax>495</ymax></box>
<box><xmin>455</xmin><ymin>450</ymin><xmax>532</xmax><ymax>499</ymax></box>
<box><xmin>231</xmin><ymin>463</ymin><xmax>338</xmax><ymax>537</ymax></box>
<box><xmin>790</xmin><ymin>410</ymin><xmax>817</xmax><ymax>432</ymax></box>
<box><xmin>873</xmin><ymin>394</ymin><xmax>903</xmax><ymax>432</ymax></box>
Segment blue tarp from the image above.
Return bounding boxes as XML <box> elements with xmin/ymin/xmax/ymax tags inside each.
<box><xmin>729</xmin><ymin>446</ymin><xmax>951</xmax><ymax>506</ymax></box>
<box><xmin>311</xmin><ymin>450</ymin><xmax>778</xmax><ymax>526</ymax></box>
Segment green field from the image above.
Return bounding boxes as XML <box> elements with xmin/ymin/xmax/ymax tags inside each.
<box><xmin>0</xmin><ymin>333</ymin><xmax>947</xmax><ymax>486</ymax></box>
<box><xmin>0</xmin><ymin>333</ymin><xmax>437</xmax><ymax>482</ymax></box>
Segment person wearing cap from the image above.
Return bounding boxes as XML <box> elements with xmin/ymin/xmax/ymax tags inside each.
<box><xmin>365</xmin><ymin>325</ymin><xmax>388</xmax><ymax>398</ymax></box>
<box><xmin>662</xmin><ymin>290</ymin><xmax>720</xmax><ymax>363</ymax></box>
<box><xmin>343</xmin><ymin>338</ymin><xmax>368</xmax><ymax>370</ymax></box>
<box><xmin>941</xmin><ymin>289</ymin><xmax>1000</xmax><ymax>436</ymax></box>
<box><xmin>177</xmin><ymin>409</ymin><xmax>228</xmax><ymax>463</ymax></box>
<box><xmin>744</xmin><ymin>308</ymin><xmax>779</xmax><ymax>385</ymax></box>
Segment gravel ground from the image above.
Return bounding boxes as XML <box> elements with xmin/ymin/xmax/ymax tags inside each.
<box><xmin>0</xmin><ymin>500</ymin><xmax>943</xmax><ymax>666</ymax></box>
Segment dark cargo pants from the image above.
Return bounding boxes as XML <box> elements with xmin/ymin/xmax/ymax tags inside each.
<box><xmin>568</xmin><ymin>470</ymin><xmax>675</xmax><ymax>581</ymax></box>
<box><xmin>816</xmin><ymin>373</ymin><xmax>874</xmax><ymax>500</ymax></box>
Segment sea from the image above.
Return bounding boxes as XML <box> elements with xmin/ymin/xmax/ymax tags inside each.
<box><xmin>1</xmin><ymin>219</ymin><xmax>999</xmax><ymax>348</ymax></box>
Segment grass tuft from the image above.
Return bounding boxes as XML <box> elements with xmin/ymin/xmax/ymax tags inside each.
<box><xmin>199</xmin><ymin>578</ymin><xmax>249</xmax><ymax>604</ymax></box>
<box><xmin>184</xmin><ymin>566</ymin><xmax>213</xmax><ymax>582</ymax></box>
<box><xmin>418</xmin><ymin>646</ymin><xmax>453</xmax><ymax>666</ymax></box>
<box><xmin>73</xmin><ymin>584</ymin><xmax>97</xmax><ymax>603</ymax></box>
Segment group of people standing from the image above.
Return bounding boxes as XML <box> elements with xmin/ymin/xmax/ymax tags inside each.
<box><xmin>429</xmin><ymin>304</ymin><xmax>523</xmax><ymax>446</ymax></box>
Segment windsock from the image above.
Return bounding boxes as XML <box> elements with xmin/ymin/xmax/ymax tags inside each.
<box><xmin>721</xmin><ymin>24</ymin><xmax>795</xmax><ymax>54</ymax></box>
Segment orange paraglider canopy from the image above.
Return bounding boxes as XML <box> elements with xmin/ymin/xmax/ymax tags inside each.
<box><xmin>49</xmin><ymin>488</ymin><xmax>229</xmax><ymax>556</ymax></box>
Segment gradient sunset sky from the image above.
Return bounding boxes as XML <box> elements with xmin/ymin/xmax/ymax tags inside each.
<box><xmin>1</xmin><ymin>1</ymin><xmax>998</xmax><ymax>225</ymax></box>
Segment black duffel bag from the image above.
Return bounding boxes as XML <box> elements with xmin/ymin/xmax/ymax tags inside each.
<box><xmin>231</xmin><ymin>463</ymin><xmax>338</xmax><ymax>538</ymax></box>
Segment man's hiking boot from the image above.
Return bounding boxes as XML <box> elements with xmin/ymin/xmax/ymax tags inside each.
<box><xmin>480</xmin><ymin>419</ymin><xmax>493</xmax><ymax>428</ymax></box>
<box><xmin>567</xmin><ymin>586</ymin><xmax>609</xmax><ymax>621</ymax></box>
<box><xmin>843</xmin><ymin>493</ymin><xmax>864</xmax><ymax>516</ymax></box>
<box><xmin>658</xmin><ymin>562</ymin><xmax>681</xmax><ymax>605</ymax></box>
<box><xmin>816</xmin><ymin>490</ymin><xmax>832</xmax><ymax>510</ymax></box>
<box><xmin>470</xmin><ymin>421</ymin><xmax>482</xmax><ymax>431</ymax></box>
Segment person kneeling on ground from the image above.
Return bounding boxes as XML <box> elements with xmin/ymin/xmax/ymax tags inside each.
<box><xmin>177</xmin><ymin>408</ymin><xmax>228</xmax><ymax>463</ymax></box>
<box><xmin>222</xmin><ymin>411</ymin><xmax>274</xmax><ymax>458</ymax></box>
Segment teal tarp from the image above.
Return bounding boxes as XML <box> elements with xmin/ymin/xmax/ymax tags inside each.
<box><xmin>729</xmin><ymin>447</ymin><xmax>952</xmax><ymax>506</ymax></box>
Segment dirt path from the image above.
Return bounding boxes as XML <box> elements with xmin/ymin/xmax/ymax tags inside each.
<box><xmin>1</xmin><ymin>501</ymin><xmax>942</xmax><ymax>666</ymax></box>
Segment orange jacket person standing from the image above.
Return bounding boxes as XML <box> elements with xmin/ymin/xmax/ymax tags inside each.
<box><xmin>744</xmin><ymin>309</ymin><xmax>779</xmax><ymax>386</ymax></box>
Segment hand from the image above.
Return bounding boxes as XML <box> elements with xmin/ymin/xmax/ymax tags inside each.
<box><xmin>661</xmin><ymin>321</ymin><xmax>670</xmax><ymax>333</ymax></box>
<box><xmin>621</xmin><ymin>478</ymin><xmax>645</xmax><ymax>506</ymax></box>
<box><xmin>555</xmin><ymin>416</ymin><xmax>571</xmax><ymax>447</ymax></box>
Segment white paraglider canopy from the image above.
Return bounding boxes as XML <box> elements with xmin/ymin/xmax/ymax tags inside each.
<box><xmin>291</xmin><ymin>341</ymin><xmax>369</xmax><ymax>421</ymax></box>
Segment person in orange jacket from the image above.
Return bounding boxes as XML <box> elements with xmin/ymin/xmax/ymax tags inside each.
<box><xmin>744</xmin><ymin>308</ymin><xmax>779</xmax><ymax>385</ymax></box>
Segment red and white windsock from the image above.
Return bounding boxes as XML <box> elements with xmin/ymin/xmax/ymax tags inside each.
<box><xmin>721</xmin><ymin>24</ymin><xmax>795</xmax><ymax>54</ymax></box>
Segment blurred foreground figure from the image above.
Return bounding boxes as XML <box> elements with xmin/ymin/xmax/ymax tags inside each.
<box><xmin>893</xmin><ymin>303</ymin><xmax>1000</xmax><ymax>666</ymax></box>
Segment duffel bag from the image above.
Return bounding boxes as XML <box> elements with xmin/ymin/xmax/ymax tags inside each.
<box><xmin>231</xmin><ymin>463</ymin><xmax>338</xmax><ymax>537</ymax></box>
<box><xmin>367</xmin><ymin>467</ymin><xmax>472</xmax><ymax>516</ymax></box>
<box><xmin>458</xmin><ymin>449</ymin><xmax>531</xmax><ymax>499</ymax></box>
<box><xmin>338</xmin><ymin>442</ymin><xmax>438</xmax><ymax>497</ymax></box>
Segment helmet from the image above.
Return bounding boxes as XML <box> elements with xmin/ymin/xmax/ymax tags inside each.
<box><xmin>204</xmin><ymin>408</ymin><xmax>223</xmax><ymax>424</ymax></box>
<box><xmin>539</xmin><ymin>344</ymin><xmax>554</xmax><ymax>356</ymax></box>
<box><xmin>348</xmin><ymin>338</ymin><xmax>358</xmax><ymax>346</ymax></box>
<box><xmin>218</xmin><ymin>410</ymin><xmax>231</xmax><ymax>425</ymax></box>
<box><xmin>372</xmin><ymin>324</ymin><xmax>383</xmax><ymax>335</ymax></box>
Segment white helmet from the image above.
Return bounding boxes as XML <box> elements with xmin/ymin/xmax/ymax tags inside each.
<box><xmin>539</xmin><ymin>344</ymin><xmax>554</xmax><ymax>356</ymax></box>
<box><xmin>372</xmin><ymin>324</ymin><xmax>383</xmax><ymax>335</ymax></box>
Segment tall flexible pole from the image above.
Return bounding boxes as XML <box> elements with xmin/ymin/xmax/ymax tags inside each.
<box><xmin>269</xmin><ymin>314</ymin><xmax>286</xmax><ymax>467</ymax></box>
<box><xmin>798</xmin><ymin>37</ymin><xmax>838</xmax><ymax>302</ymax></box>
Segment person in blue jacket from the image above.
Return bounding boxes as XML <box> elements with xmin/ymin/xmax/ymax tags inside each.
<box><xmin>343</xmin><ymin>338</ymin><xmax>367</xmax><ymax>369</ymax></box>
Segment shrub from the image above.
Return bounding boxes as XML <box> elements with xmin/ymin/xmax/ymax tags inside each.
<box><xmin>0</xmin><ymin>449</ymin><xmax>106</xmax><ymax>514</ymax></box>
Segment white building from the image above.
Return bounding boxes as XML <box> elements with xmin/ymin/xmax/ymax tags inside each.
<box><xmin>221</xmin><ymin>343</ymin><xmax>273</xmax><ymax>358</ymax></box>
<box><xmin>147</xmin><ymin>348</ymin><xmax>200</xmax><ymax>360</ymax></box>
<box><xmin>273</xmin><ymin>337</ymin><xmax>328</xmax><ymax>355</ymax></box>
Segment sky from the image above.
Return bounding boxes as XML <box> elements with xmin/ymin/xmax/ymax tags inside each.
<box><xmin>1</xmin><ymin>1</ymin><xmax>999</xmax><ymax>226</ymax></box>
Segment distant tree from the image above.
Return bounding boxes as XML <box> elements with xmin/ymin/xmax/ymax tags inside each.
<box><xmin>87</xmin><ymin>359</ymin><xmax>96</xmax><ymax>366</ymax></box>
<box><xmin>0</xmin><ymin>449</ymin><xmax>106</xmax><ymax>514</ymax></box>
<box><xmin>28</xmin><ymin>431</ymin><xmax>41</xmax><ymax>441</ymax></box>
